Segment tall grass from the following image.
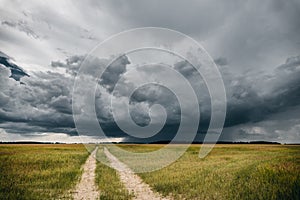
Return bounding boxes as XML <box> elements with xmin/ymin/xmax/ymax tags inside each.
<box><xmin>1</xmin><ymin>144</ymin><xmax>299</xmax><ymax>200</ymax></box>
<box><xmin>0</xmin><ymin>144</ymin><xmax>89</xmax><ymax>199</ymax></box>
<box><xmin>118</xmin><ymin>144</ymin><xmax>300</xmax><ymax>200</ymax></box>
<box><xmin>95</xmin><ymin>146</ymin><xmax>133</xmax><ymax>200</ymax></box>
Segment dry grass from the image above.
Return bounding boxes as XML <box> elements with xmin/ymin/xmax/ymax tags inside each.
<box><xmin>0</xmin><ymin>144</ymin><xmax>89</xmax><ymax>199</ymax></box>
<box><xmin>116</xmin><ymin>144</ymin><xmax>300</xmax><ymax>200</ymax></box>
<box><xmin>1</xmin><ymin>144</ymin><xmax>299</xmax><ymax>200</ymax></box>
<box><xmin>95</xmin><ymin>146</ymin><xmax>133</xmax><ymax>200</ymax></box>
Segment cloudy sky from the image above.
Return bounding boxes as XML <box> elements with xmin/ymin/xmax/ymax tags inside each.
<box><xmin>0</xmin><ymin>0</ymin><xmax>300</xmax><ymax>143</ymax></box>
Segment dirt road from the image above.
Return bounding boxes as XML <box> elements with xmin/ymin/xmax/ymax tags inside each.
<box><xmin>73</xmin><ymin>147</ymin><xmax>99</xmax><ymax>200</ymax></box>
<box><xmin>104</xmin><ymin>147</ymin><xmax>171</xmax><ymax>200</ymax></box>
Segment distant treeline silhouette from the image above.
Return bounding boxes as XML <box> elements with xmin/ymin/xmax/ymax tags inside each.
<box><xmin>1</xmin><ymin>141</ymin><xmax>298</xmax><ymax>145</ymax></box>
<box><xmin>147</xmin><ymin>140</ymin><xmax>282</xmax><ymax>144</ymax></box>
<box><xmin>0</xmin><ymin>141</ymin><xmax>65</xmax><ymax>144</ymax></box>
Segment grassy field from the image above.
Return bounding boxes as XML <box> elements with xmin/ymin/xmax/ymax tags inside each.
<box><xmin>0</xmin><ymin>144</ymin><xmax>89</xmax><ymax>199</ymax></box>
<box><xmin>1</xmin><ymin>144</ymin><xmax>299</xmax><ymax>200</ymax></box>
<box><xmin>95</xmin><ymin>146</ymin><xmax>133</xmax><ymax>200</ymax></box>
<box><xmin>115</xmin><ymin>144</ymin><xmax>300</xmax><ymax>200</ymax></box>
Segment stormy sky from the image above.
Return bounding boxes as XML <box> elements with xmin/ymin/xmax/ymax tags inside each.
<box><xmin>0</xmin><ymin>0</ymin><xmax>300</xmax><ymax>143</ymax></box>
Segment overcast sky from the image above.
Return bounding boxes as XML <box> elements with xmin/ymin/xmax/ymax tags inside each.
<box><xmin>0</xmin><ymin>0</ymin><xmax>300</xmax><ymax>143</ymax></box>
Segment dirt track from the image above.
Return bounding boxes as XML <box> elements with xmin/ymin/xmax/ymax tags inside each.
<box><xmin>104</xmin><ymin>147</ymin><xmax>171</xmax><ymax>200</ymax></box>
<box><xmin>73</xmin><ymin>147</ymin><xmax>99</xmax><ymax>200</ymax></box>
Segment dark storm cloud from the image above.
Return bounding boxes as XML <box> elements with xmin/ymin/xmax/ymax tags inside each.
<box><xmin>0</xmin><ymin>51</ymin><xmax>130</xmax><ymax>136</ymax></box>
<box><xmin>0</xmin><ymin>51</ymin><xmax>29</xmax><ymax>81</ymax></box>
<box><xmin>51</xmin><ymin>55</ymin><xmax>86</xmax><ymax>76</ymax></box>
<box><xmin>0</xmin><ymin>0</ymin><xmax>298</xmax><ymax>143</ymax></box>
<box><xmin>0</xmin><ymin>60</ymin><xmax>76</xmax><ymax>135</ymax></box>
<box><xmin>224</xmin><ymin>54</ymin><xmax>300</xmax><ymax>127</ymax></box>
<box><xmin>173</xmin><ymin>61</ymin><xmax>197</xmax><ymax>77</ymax></box>
<box><xmin>98</xmin><ymin>52</ymin><xmax>299</xmax><ymax>138</ymax></box>
<box><xmin>50</xmin><ymin>95</ymin><xmax>72</xmax><ymax>115</ymax></box>
<box><xmin>214</xmin><ymin>57</ymin><xmax>228</xmax><ymax>66</ymax></box>
<box><xmin>52</xmin><ymin>54</ymin><xmax>130</xmax><ymax>92</ymax></box>
<box><xmin>130</xmin><ymin>84</ymin><xmax>181</xmax><ymax>125</ymax></box>
<box><xmin>277</xmin><ymin>55</ymin><xmax>300</xmax><ymax>72</ymax></box>
<box><xmin>100</xmin><ymin>55</ymin><xmax>130</xmax><ymax>92</ymax></box>
<box><xmin>270</xmin><ymin>56</ymin><xmax>300</xmax><ymax>108</ymax></box>
<box><xmin>1</xmin><ymin>49</ymin><xmax>300</xmax><ymax>142</ymax></box>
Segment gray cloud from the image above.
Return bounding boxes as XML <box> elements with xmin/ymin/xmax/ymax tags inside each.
<box><xmin>0</xmin><ymin>0</ymin><xmax>299</xmax><ymax>75</ymax></box>
<box><xmin>0</xmin><ymin>51</ymin><xmax>29</xmax><ymax>81</ymax></box>
<box><xmin>277</xmin><ymin>55</ymin><xmax>300</xmax><ymax>72</ymax></box>
<box><xmin>173</xmin><ymin>60</ymin><xmax>197</xmax><ymax>77</ymax></box>
<box><xmin>99</xmin><ymin>0</ymin><xmax>300</xmax><ymax>67</ymax></box>
<box><xmin>100</xmin><ymin>55</ymin><xmax>130</xmax><ymax>92</ymax></box>
<box><xmin>100</xmin><ymin>0</ymin><xmax>241</xmax><ymax>38</ymax></box>
<box><xmin>0</xmin><ymin>62</ymin><xmax>75</xmax><ymax>135</ymax></box>
<box><xmin>222</xmin><ymin>105</ymin><xmax>300</xmax><ymax>143</ymax></box>
<box><xmin>1</xmin><ymin>48</ymin><xmax>300</xmax><ymax>143</ymax></box>
<box><xmin>223</xmin><ymin>54</ymin><xmax>300</xmax><ymax>128</ymax></box>
<box><xmin>2</xmin><ymin>20</ymin><xmax>40</xmax><ymax>39</ymax></box>
<box><xmin>214</xmin><ymin>57</ymin><xmax>228</xmax><ymax>66</ymax></box>
<box><xmin>0</xmin><ymin>0</ymin><xmax>299</xmax><ymax>142</ymax></box>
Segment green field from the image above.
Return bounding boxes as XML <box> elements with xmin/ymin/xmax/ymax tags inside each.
<box><xmin>0</xmin><ymin>144</ymin><xmax>299</xmax><ymax>200</ymax></box>
<box><xmin>95</xmin><ymin>146</ymin><xmax>133</xmax><ymax>200</ymax></box>
<box><xmin>0</xmin><ymin>144</ymin><xmax>89</xmax><ymax>199</ymax></box>
<box><xmin>113</xmin><ymin>144</ymin><xmax>300</xmax><ymax>200</ymax></box>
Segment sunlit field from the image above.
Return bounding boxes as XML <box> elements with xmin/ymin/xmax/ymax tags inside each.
<box><xmin>0</xmin><ymin>144</ymin><xmax>88</xmax><ymax>199</ymax></box>
<box><xmin>1</xmin><ymin>144</ymin><xmax>299</xmax><ymax>200</ymax></box>
<box><xmin>95</xmin><ymin>146</ymin><xmax>133</xmax><ymax>200</ymax></box>
<box><xmin>116</xmin><ymin>144</ymin><xmax>300</xmax><ymax>200</ymax></box>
